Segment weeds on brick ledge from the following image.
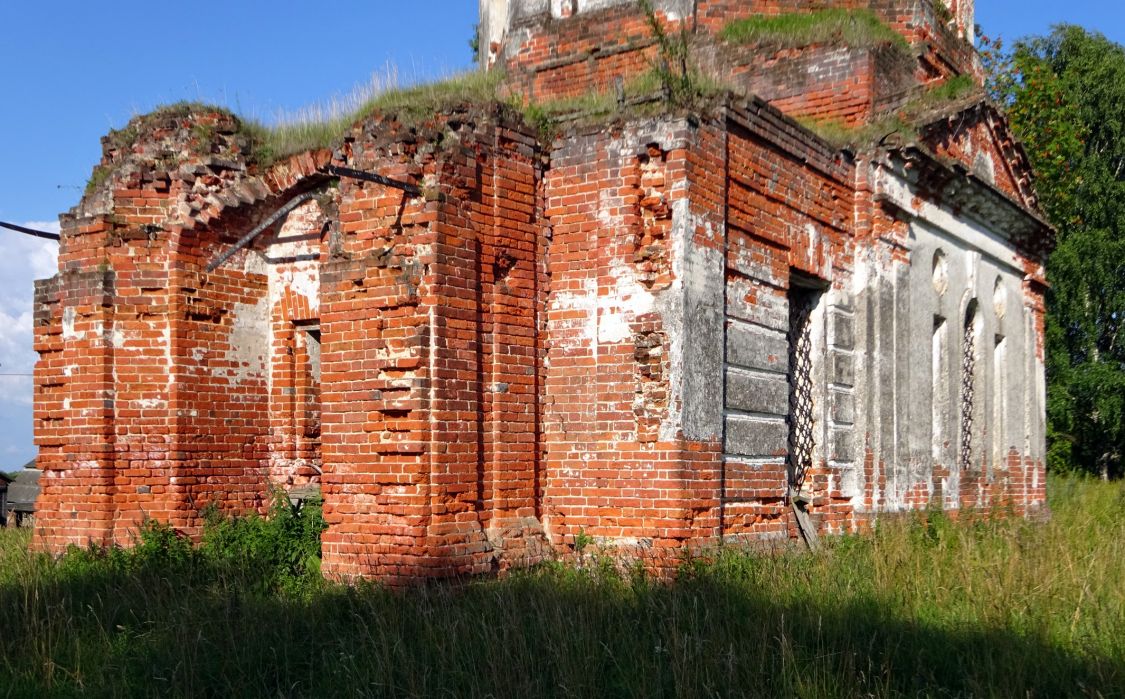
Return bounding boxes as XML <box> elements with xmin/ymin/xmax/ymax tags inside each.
<box><xmin>85</xmin><ymin>68</ymin><xmax>508</xmax><ymax>193</ymax></box>
<box><xmin>239</xmin><ymin>67</ymin><xmax>507</xmax><ymax>167</ymax></box>
<box><xmin>637</xmin><ymin>0</ymin><xmax>701</xmax><ymax>109</ymax></box>
<box><xmin>85</xmin><ymin>46</ymin><xmax>721</xmax><ymax>193</ymax></box>
<box><xmin>797</xmin><ymin>74</ymin><xmax>982</xmax><ymax>150</ymax></box>
<box><xmin>720</xmin><ymin>9</ymin><xmax>912</xmax><ymax>55</ymax></box>
<box><xmin>520</xmin><ymin>1</ymin><xmax>725</xmax><ymax>139</ymax></box>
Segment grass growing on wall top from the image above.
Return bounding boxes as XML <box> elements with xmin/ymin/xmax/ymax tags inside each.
<box><xmin>917</xmin><ymin>73</ymin><xmax>979</xmax><ymax>106</ymax></box>
<box><xmin>239</xmin><ymin>68</ymin><xmax>508</xmax><ymax>167</ymax></box>
<box><xmin>88</xmin><ymin>66</ymin><xmax>680</xmax><ymax>187</ymax></box>
<box><xmin>797</xmin><ymin>74</ymin><xmax>983</xmax><ymax>149</ymax></box>
<box><xmin>88</xmin><ymin>68</ymin><xmax>510</xmax><ymax>189</ymax></box>
<box><xmin>87</xmin><ymin>64</ymin><xmax>716</xmax><ymax>193</ymax></box>
<box><xmin>721</xmin><ymin>9</ymin><xmax>911</xmax><ymax>53</ymax></box>
<box><xmin>1</xmin><ymin>476</ymin><xmax>1123</xmax><ymax>697</ymax></box>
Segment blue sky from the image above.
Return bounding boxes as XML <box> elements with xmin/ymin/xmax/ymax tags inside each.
<box><xmin>0</xmin><ymin>1</ymin><xmax>1121</xmax><ymax>470</ymax></box>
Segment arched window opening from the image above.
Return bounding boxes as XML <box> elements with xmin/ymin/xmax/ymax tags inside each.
<box><xmin>932</xmin><ymin>249</ymin><xmax>948</xmax><ymax>296</ymax></box>
<box><xmin>932</xmin><ymin>315</ymin><xmax>947</xmax><ymax>464</ymax></box>
<box><xmin>993</xmin><ymin>334</ymin><xmax>1007</xmax><ymax>467</ymax></box>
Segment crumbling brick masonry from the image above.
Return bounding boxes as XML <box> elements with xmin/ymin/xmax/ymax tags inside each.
<box><xmin>33</xmin><ymin>0</ymin><xmax>1050</xmax><ymax>581</ymax></box>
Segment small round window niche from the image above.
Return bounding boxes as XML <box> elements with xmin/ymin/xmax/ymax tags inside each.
<box><xmin>993</xmin><ymin>277</ymin><xmax>1007</xmax><ymax>320</ymax></box>
<box><xmin>932</xmin><ymin>249</ymin><xmax>949</xmax><ymax>296</ymax></box>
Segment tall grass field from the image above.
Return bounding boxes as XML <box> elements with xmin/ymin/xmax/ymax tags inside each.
<box><xmin>1</xmin><ymin>478</ymin><xmax>1121</xmax><ymax>697</ymax></box>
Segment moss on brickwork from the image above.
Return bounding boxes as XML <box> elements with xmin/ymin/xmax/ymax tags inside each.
<box><xmin>798</xmin><ymin>75</ymin><xmax>984</xmax><ymax>149</ymax></box>
<box><xmin>83</xmin><ymin>101</ymin><xmax>245</xmax><ymax>195</ymax></box>
<box><xmin>104</xmin><ymin>101</ymin><xmax>238</xmax><ymax>152</ymax></box>
<box><xmin>83</xmin><ymin>65</ymin><xmax>976</xmax><ymax>194</ymax></box>
<box><xmin>84</xmin><ymin>71</ymin><xmax>519</xmax><ymax>195</ymax></box>
<box><xmin>720</xmin><ymin>9</ymin><xmax>911</xmax><ymax>53</ymax></box>
<box><xmin>797</xmin><ymin>114</ymin><xmax>910</xmax><ymax>149</ymax></box>
<box><xmin>83</xmin><ymin>67</ymin><xmax>722</xmax><ymax>193</ymax></box>
<box><xmin>362</xmin><ymin>69</ymin><xmax>505</xmax><ymax>122</ymax></box>
<box><xmin>917</xmin><ymin>73</ymin><xmax>977</xmax><ymax>105</ymax></box>
<box><xmin>520</xmin><ymin>69</ymin><xmax>730</xmax><ymax>139</ymax></box>
<box><xmin>240</xmin><ymin>69</ymin><xmax>507</xmax><ymax>167</ymax></box>
<box><xmin>83</xmin><ymin>164</ymin><xmax>111</xmax><ymax>195</ymax></box>
<box><xmin>239</xmin><ymin>67</ymin><xmax>708</xmax><ymax>158</ymax></box>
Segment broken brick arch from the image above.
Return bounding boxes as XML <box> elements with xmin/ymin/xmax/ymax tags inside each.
<box><xmin>31</xmin><ymin>107</ymin><xmax>555</xmax><ymax>581</ymax></box>
<box><xmin>29</xmin><ymin>114</ymin><xmax>343</xmax><ymax>546</ymax></box>
<box><xmin>164</xmin><ymin>168</ymin><xmax>336</xmax><ymax>520</ymax></box>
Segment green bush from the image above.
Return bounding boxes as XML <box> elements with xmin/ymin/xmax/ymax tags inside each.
<box><xmin>46</xmin><ymin>491</ymin><xmax>327</xmax><ymax>598</ymax></box>
<box><xmin>199</xmin><ymin>490</ymin><xmax>327</xmax><ymax>595</ymax></box>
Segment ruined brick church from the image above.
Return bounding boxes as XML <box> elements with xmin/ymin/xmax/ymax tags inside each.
<box><xmin>32</xmin><ymin>0</ymin><xmax>1051</xmax><ymax>581</ymax></box>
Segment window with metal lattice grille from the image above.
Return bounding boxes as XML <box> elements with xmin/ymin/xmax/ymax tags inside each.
<box><xmin>787</xmin><ymin>284</ymin><xmax>821</xmax><ymax>493</ymax></box>
<box><xmin>959</xmin><ymin>304</ymin><xmax>977</xmax><ymax>471</ymax></box>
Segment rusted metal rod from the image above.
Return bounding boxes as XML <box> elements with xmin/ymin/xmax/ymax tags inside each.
<box><xmin>206</xmin><ymin>191</ymin><xmax>321</xmax><ymax>272</ymax></box>
<box><xmin>0</xmin><ymin>220</ymin><xmax>60</xmax><ymax>241</ymax></box>
<box><xmin>319</xmin><ymin>165</ymin><xmax>422</xmax><ymax>197</ymax></box>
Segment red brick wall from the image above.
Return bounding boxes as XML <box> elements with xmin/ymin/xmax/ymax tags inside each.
<box><xmin>497</xmin><ymin>0</ymin><xmax>977</xmax><ymax>111</ymax></box>
<box><xmin>720</xmin><ymin>102</ymin><xmax>859</xmax><ymax>538</ymax></box>
<box><xmin>33</xmin><ymin>261</ymin><xmax>118</xmax><ymax>548</ymax></box>
<box><xmin>540</xmin><ymin>119</ymin><xmax>724</xmax><ymax>561</ymax></box>
<box><xmin>33</xmin><ymin>169</ymin><xmax>190</xmax><ymax>547</ymax></box>
<box><xmin>500</xmin><ymin>3</ymin><xmax>668</xmax><ymax>101</ymax></box>
<box><xmin>263</xmin><ymin>200</ymin><xmax>327</xmax><ymax>487</ymax></box>
<box><xmin>32</xmin><ymin>90</ymin><xmax>1049</xmax><ymax>578</ymax></box>
<box><xmin>318</xmin><ymin>109</ymin><xmax>547</xmax><ymax>581</ymax></box>
<box><xmin>32</xmin><ymin>110</ymin><xmax>335</xmax><ymax>550</ymax></box>
<box><xmin>920</xmin><ymin>106</ymin><xmax>1040</xmax><ymax>211</ymax></box>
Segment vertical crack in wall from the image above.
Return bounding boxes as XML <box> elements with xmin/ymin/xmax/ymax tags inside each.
<box><xmin>633</xmin><ymin>326</ymin><xmax>667</xmax><ymax>442</ymax></box>
<box><xmin>634</xmin><ymin>144</ymin><xmax>672</xmax><ymax>292</ymax></box>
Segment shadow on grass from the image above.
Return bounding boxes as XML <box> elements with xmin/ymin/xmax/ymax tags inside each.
<box><xmin>0</xmin><ymin>553</ymin><xmax>1120</xmax><ymax>699</ymax></box>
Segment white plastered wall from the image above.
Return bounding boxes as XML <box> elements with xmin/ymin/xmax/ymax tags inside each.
<box><xmin>846</xmin><ymin>165</ymin><xmax>1045</xmax><ymax>511</ymax></box>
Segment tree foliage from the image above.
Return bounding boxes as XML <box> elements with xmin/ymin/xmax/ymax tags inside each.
<box><xmin>985</xmin><ymin>26</ymin><xmax>1125</xmax><ymax>478</ymax></box>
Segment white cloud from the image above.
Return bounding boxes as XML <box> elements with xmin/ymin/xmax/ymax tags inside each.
<box><xmin>0</xmin><ymin>375</ymin><xmax>34</xmax><ymax>405</ymax></box>
<box><xmin>19</xmin><ymin>220</ymin><xmax>63</xmax><ymax>233</ymax></box>
<box><xmin>0</xmin><ymin>307</ymin><xmax>35</xmax><ymax>368</ymax></box>
<box><xmin>0</xmin><ymin>220</ymin><xmax>60</xmax><ymax>292</ymax></box>
<box><xmin>21</xmin><ymin>221</ymin><xmax>62</xmax><ymax>279</ymax></box>
<box><xmin>0</xmin><ymin>220</ymin><xmax>60</xmax><ymax>465</ymax></box>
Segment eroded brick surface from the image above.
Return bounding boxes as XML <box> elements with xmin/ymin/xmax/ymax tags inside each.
<box><xmin>485</xmin><ymin>0</ymin><xmax>979</xmax><ymax>119</ymax></box>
